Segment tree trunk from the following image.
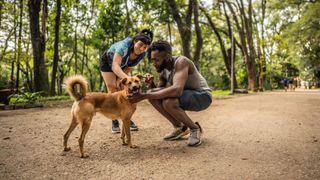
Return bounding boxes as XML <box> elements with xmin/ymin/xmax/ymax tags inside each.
<box><xmin>13</xmin><ymin>0</ymin><xmax>17</xmax><ymax>89</ymax></box>
<box><xmin>258</xmin><ymin>0</ymin><xmax>267</xmax><ymax>90</ymax></box>
<box><xmin>201</xmin><ymin>5</ymin><xmax>238</xmax><ymax>88</ymax></box>
<box><xmin>166</xmin><ymin>0</ymin><xmax>193</xmax><ymax>59</ymax></box>
<box><xmin>16</xmin><ymin>0</ymin><xmax>23</xmax><ymax>90</ymax></box>
<box><xmin>192</xmin><ymin>0</ymin><xmax>202</xmax><ymax>70</ymax></box>
<box><xmin>0</xmin><ymin>28</ymin><xmax>15</xmax><ymax>63</ymax></box>
<box><xmin>0</xmin><ymin>0</ymin><xmax>3</xmax><ymax>27</ymax></box>
<box><xmin>74</xmin><ymin>3</ymin><xmax>79</xmax><ymax>75</ymax></box>
<box><xmin>124</xmin><ymin>0</ymin><xmax>132</xmax><ymax>36</ymax></box>
<box><xmin>50</xmin><ymin>0</ymin><xmax>61</xmax><ymax>95</ymax></box>
<box><xmin>28</xmin><ymin>0</ymin><xmax>49</xmax><ymax>93</ymax></box>
<box><xmin>222</xmin><ymin>1</ymin><xmax>238</xmax><ymax>88</ymax></box>
<box><xmin>226</xmin><ymin>0</ymin><xmax>257</xmax><ymax>91</ymax></box>
<box><xmin>239</xmin><ymin>0</ymin><xmax>257</xmax><ymax>90</ymax></box>
<box><xmin>167</xmin><ymin>14</ymin><xmax>172</xmax><ymax>44</ymax></box>
<box><xmin>21</xmin><ymin>41</ymin><xmax>33</xmax><ymax>92</ymax></box>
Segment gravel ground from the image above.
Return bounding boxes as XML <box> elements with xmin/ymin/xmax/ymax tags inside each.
<box><xmin>0</xmin><ymin>89</ymin><xmax>319</xmax><ymax>180</ymax></box>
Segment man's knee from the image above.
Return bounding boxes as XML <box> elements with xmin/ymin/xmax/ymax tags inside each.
<box><xmin>148</xmin><ymin>99</ymin><xmax>161</xmax><ymax>106</ymax></box>
<box><xmin>162</xmin><ymin>98</ymin><xmax>179</xmax><ymax>110</ymax></box>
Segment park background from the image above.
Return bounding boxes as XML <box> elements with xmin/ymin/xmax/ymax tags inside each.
<box><xmin>0</xmin><ymin>0</ymin><xmax>319</xmax><ymax>103</ymax></box>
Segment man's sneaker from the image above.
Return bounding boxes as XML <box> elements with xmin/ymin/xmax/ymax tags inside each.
<box><xmin>188</xmin><ymin>122</ymin><xmax>202</xmax><ymax>146</ymax></box>
<box><xmin>111</xmin><ymin>120</ymin><xmax>120</xmax><ymax>134</ymax></box>
<box><xmin>163</xmin><ymin>125</ymin><xmax>189</xmax><ymax>141</ymax></box>
<box><xmin>130</xmin><ymin>121</ymin><xmax>139</xmax><ymax>131</ymax></box>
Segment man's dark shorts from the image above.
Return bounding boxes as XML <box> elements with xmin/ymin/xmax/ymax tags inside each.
<box><xmin>179</xmin><ymin>90</ymin><xmax>212</xmax><ymax>111</ymax></box>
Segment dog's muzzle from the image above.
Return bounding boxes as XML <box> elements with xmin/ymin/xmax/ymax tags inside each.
<box><xmin>129</xmin><ymin>86</ymin><xmax>140</xmax><ymax>94</ymax></box>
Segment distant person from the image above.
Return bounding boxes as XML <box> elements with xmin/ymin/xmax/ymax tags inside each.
<box><xmin>282</xmin><ymin>78</ymin><xmax>289</xmax><ymax>91</ymax></box>
<box><xmin>100</xmin><ymin>29</ymin><xmax>153</xmax><ymax>133</ymax></box>
<box><xmin>288</xmin><ymin>78</ymin><xmax>294</xmax><ymax>90</ymax></box>
<box><xmin>293</xmin><ymin>77</ymin><xmax>298</xmax><ymax>89</ymax></box>
<box><xmin>128</xmin><ymin>40</ymin><xmax>212</xmax><ymax>146</ymax></box>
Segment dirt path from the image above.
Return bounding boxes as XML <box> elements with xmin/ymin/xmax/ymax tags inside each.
<box><xmin>1</xmin><ymin>89</ymin><xmax>320</xmax><ymax>179</ymax></box>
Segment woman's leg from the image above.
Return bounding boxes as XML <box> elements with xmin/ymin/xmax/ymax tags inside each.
<box><xmin>101</xmin><ymin>71</ymin><xmax>117</xmax><ymax>93</ymax></box>
<box><xmin>101</xmin><ymin>71</ymin><xmax>120</xmax><ymax>133</ymax></box>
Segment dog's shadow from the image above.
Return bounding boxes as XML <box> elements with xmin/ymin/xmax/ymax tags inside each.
<box><xmin>60</xmin><ymin>127</ymin><xmax>215</xmax><ymax>164</ymax></box>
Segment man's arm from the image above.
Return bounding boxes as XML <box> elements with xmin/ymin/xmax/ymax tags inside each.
<box><xmin>144</xmin><ymin>59</ymin><xmax>189</xmax><ymax>99</ymax></box>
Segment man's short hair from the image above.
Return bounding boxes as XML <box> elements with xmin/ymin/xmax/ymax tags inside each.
<box><xmin>148</xmin><ymin>40</ymin><xmax>172</xmax><ymax>61</ymax></box>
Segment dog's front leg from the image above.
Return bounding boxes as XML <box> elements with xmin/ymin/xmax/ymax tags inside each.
<box><xmin>122</xmin><ymin>117</ymin><xmax>137</xmax><ymax>148</ymax></box>
<box><xmin>121</xmin><ymin>123</ymin><xmax>127</xmax><ymax>146</ymax></box>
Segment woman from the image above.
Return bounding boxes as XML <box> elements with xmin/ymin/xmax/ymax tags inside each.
<box><xmin>100</xmin><ymin>29</ymin><xmax>153</xmax><ymax>134</ymax></box>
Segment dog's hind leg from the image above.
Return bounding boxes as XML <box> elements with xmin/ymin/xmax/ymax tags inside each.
<box><xmin>64</xmin><ymin>115</ymin><xmax>78</xmax><ymax>152</ymax></box>
<box><xmin>78</xmin><ymin>117</ymin><xmax>92</xmax><ymax>158</ymax></box>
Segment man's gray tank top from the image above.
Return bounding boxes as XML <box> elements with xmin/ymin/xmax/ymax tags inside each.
<box><xmin>162</xmin><ymin>56</ymin><xmax>211</xmax><ymax>91</ymax></box>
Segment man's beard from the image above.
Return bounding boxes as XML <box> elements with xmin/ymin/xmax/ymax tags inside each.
<box><xmin>155</xmin><ymin>62</ymin><xmax>166</xmax><ymax>73</ymax></box>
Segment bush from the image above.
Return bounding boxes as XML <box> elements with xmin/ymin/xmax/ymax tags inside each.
<box><xmin>9</xmin><ymin>92</ymin><xmax>43</xmax><ymax>105</ymax></box>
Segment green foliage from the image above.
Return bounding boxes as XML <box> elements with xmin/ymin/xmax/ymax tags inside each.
<box><xmin>1</xmin><ymin>0</ymin><xmax>320</xmax><ymax>96</ymax></box>
<box><xmin>95</xmin><ymin>0</ymin><xmax>125</xmax><ymax>49</ymax></box>
<box><xmin>38</xmin><ymin>95</ymin><xmax>71</xmax><ymax>102</ymax></box>
<box><xmin>9</xmin><ymin>92</ymin><xmax>43</xmax><ymax>105</ymax></box>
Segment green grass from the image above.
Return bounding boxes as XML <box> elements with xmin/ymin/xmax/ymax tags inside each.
<box><xmin>38</xmin><ymin>95</ymin><xmax>71</xmax><ymax>102</ymax></box>
<box><xmin>212</xmin><ymin>90</ymin><xmax>232</xmax><ymax>97</ymax></box>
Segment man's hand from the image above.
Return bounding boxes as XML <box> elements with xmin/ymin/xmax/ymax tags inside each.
<box><xmin>143</xmin><ymin>73</ymin><xmax>154</xmax><ymax>84</ymax></box>
<box><xmin>127</xmin><ymin>92</ymin><xmax>146</xmax><ymax>103</ymax></box>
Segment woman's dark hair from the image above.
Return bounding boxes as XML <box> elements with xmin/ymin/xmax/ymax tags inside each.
<box><xmin>132</xmin><ymin>29</ymin><xmax>153</xmax><ymax>45</ymax></box>
<box><xmin>147</xmin><ymin>40</ymin><xmax>172</xmax><ymax>61</ymax></box>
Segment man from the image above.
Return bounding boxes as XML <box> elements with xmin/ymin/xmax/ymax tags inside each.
<box><xmin>128</xmin><ymin>40</ymin><xmax>212</xmax><ymax>146</ymax></box>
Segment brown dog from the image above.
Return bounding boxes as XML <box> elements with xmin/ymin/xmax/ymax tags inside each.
<box><xmin>63</xmin><ymin>75</ymin><xmax>142</xmax><ymax>158</ymax></box>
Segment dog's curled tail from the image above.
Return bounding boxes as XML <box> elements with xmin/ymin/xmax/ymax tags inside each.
<box><xmin>64</xmin><ymin>75</ymin><xmax>88</xmax><ymax>101</ymax></box>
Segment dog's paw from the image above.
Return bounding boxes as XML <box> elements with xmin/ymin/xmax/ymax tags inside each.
<box><xmin>130</xmin><ymin>144</ymin><xmax>138</xmax><ymax>148</ymax></box>
<box><xmin>60</xmin><ymin>151</ymin><xmax>67</xmax><ymax>156</ymax></box>
<box><xmin>80</xmin><ymin>153</ymin><xmax>89</xmax><ymax>158</ymax></box>
<box><xmin>64</xmin><ymin>147</ymin><xmax>71</xmax><ymax>151</ymax></box>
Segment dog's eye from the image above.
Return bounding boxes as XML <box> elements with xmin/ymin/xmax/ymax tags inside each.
<box><xmin>128</xmin><ymin>82</ymin><xmax>132</xmax><ymax>85</ymax></box>
<box><xmin>134</xmin><ymin>80</ymin><xmax>139</xmax><ymax>83</ymax></box>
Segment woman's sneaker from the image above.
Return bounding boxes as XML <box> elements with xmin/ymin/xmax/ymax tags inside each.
<box><xmin>130</xmin><ymin>121</ymin><xmax>139</xmax><ymax>131</ymax></box>
<box><xmin>188</xmin><ymin>122</ymin><xmax>202</xmax><ymax>146</ymax></box>
<box><xmin>163</xmin><ymin>125</ymin><xmax>189</xmax><ymax>141</ymax></box>
<box><xmin>111</xmin><ymin>120</ymin><xmax>120</xmax><ymax>134</ymax></box>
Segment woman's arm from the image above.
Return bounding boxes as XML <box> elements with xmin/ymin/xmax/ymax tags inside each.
<box><xmin>112</xmin><ymin>53</ymin><xmax>130</xmax><ymax>79</ymax></box>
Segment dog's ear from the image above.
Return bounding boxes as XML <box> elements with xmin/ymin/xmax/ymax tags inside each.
<box><xmin>136</xmin><ymin>75</ymin><xmax>143</xmax><ymax>80</ymax></box>
<box><xmin>121</xmin><ymin>78</ymin><xmax>127</xmax><ymax>85</ymax></box>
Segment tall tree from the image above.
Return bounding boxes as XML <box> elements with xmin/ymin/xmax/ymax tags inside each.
<box><xmin>16</xmin><ymin>0</ymin><xmax>23</xmax><ymax>90</ymax></box>
<box><xmin>201</xmin><ymin>4</ymin><xmax>238</xmax><ymax>88</ymax></box>
<box><xmin>73</xmin><ymin>2</ymin><xmax>79</xmax><ymax>75</ymax></box>
<box><xmin>226</xmin><ymin>0</ymin><xmax>257</xmax><ymax>90</ymax></box>
<box><xmin>0</xmin><ymin>0</ymin><xmax>3</xmax><ymax>27</ymax></box>
<box><xmin>28</xmin><ymin>0</ymin><xmax>49</xmax><ymax>92</ymax></box>
<box><xmin>50</xmin><ymin>0</ymin><xmax>61</xmax><ymax>95</ymax></box>
<box><xmin>11</xmin><ymin>0</ymin><xmax>17</xmax><ymax>88</ymax></box>
<box><xmin>255</xmin><ymin>0</ymin><xmax>267</xmax><ymax>90</ymax></box>
<box><xmin>166</xmin><ymin>0</ymin><xmax>193</xmax><ymax>59</ymax></box>
<box><xmin>124</xmin><ymin>0</ymin><xmax>132</xmax><ymax>36</ymax></box>
<box><xmin>192</xmin><ymin>0</ymin><xmax>202</xmax><ymax>69</ymax></box>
